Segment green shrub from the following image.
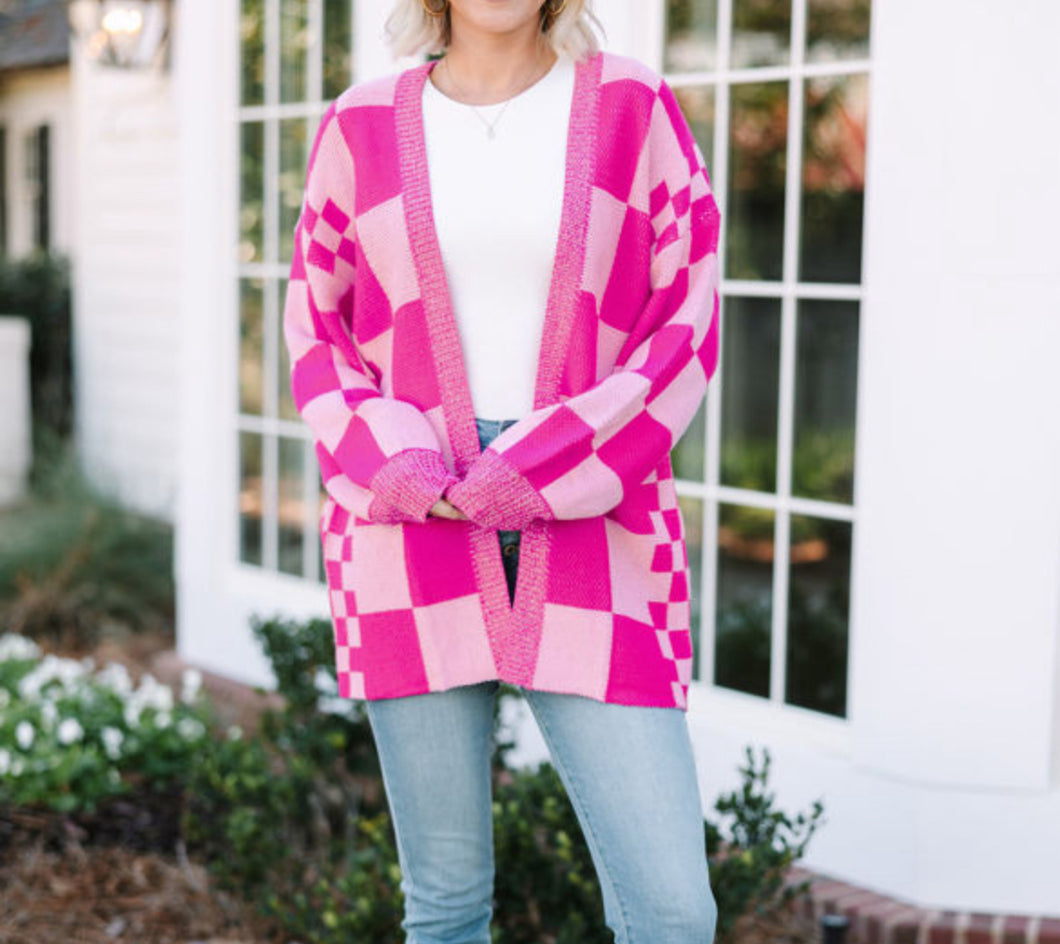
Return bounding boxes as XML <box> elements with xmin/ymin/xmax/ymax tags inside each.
<box><xmin>182</xmin><ymin>616</ymin><xmax>402</xmax><ymax>940</ymax></box>
<box><xmin>492</xmin><ymin>760</ymin><xmax>609</xmax><ymax>944</ymax></box>
<box><xmin>708</xmin><ymin>745</ymin><xmax>825</xmax><ymax>942</ymax></box>
<box><xmin>0</xmin><ymin>443</ymin><xmax>174</xmax><ymax>649</ymax></box>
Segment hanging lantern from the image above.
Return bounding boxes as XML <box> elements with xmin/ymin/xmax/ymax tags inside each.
<box><xmin>65</xmin><ymin>0</ymin><xmax>173</xmax><ymax>70</ymax></box>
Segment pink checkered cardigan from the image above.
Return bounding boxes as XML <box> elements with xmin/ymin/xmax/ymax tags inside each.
<box><xmin>283</xmin><ymin>50</ymin><xmax>721</xmax><ymax>711</ymax></box>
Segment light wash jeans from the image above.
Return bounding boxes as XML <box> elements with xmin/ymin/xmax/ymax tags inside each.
<box><xmin>362</xmin><ymin>417</ymin><xmax>718</xmax><ymax>944</ymax></box>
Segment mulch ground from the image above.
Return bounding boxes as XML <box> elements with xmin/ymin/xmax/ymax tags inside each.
<box><xmin>0</xmin><ymin>836</ymin><xmax>820</xmax><ymax>944</ymax></box>
<box><xmin>0</xmin><ymin>839</ymin><xmax>273</xmax><ymax>944</ymax></box>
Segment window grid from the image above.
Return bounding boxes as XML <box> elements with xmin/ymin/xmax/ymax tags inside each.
<box><xmin>662</xmin><ymin>0</ymin><xmax>869</xmax><ymax>712</ymax></box>
<box><xmin>234</xmin><ymin>0</ymin><xmax>351</xmax><ymax>583</ymax></box>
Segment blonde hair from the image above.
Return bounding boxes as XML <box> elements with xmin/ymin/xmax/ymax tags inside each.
<box><xmin>384</xmin><ymin>0</ymin><xmax>604</xmax><ymax>62</ymax></box>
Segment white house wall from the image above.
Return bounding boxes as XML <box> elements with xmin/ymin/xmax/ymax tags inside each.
<box><xmin>174</xmin><ymin>0</ymin><xmax>1060</xmax><ymax>917</ymax></box>
<box><xmin>71</xmin><ymin>40</ymin><xmax>181</xmax><ymax>518</ymax></box>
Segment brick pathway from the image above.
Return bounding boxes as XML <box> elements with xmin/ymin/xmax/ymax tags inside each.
<box><xmin>786</xmin><ymin>865</ymin><xmax>1060</xmax><ymax>944</ymax></box>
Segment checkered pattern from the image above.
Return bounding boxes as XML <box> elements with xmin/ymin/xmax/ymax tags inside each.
<box><xmin>284</xmin><ymin>50</ymin><xmax>721</xmax><ymax>711</ymax></box>
<box><xmin>447</xmin><ymin>70</ymin><xmax>721</xmax><ymax>532</ymax></box>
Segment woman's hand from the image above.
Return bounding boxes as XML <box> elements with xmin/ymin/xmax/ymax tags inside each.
<box><xmin>429</xmin><ymin>498</ymin><xmax>468</xmax><ymax>520</ymax></box>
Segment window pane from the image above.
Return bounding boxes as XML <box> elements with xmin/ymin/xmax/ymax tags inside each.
<box><xmin>240</xmin><ymin>121</ymin><xmax>264</xmax><ymax>264</ymax></box>
<box><xmin>323</xmin><ymin>0</ymin><xmax>354</xmax><ymax>100</ymax></box>
<box><xmin>664</xmin><ymin>0</ymin><xmax>718</xmax><ymax>73</ymax></box>
<box><xmin>240</xmin><ymin>0</ymin><xmax>265</xmax><ymax>106</ymax></box>
<box><xmin>678</xmin><ymin>495</ymin><xmax>704</xmax><ymax>680</ymax></box>
<box><xmin>726</xmin><ymin>81</ymin><xmax>787</xmax><ymax>281</ymax></box>
<box><xmin>278</xmin><ymin>437</ymin><xmax>306</xmax><ymax>577</ymax></box>
<box><xmin>279</xmin><ymin>118</ymin><xmax>309</xmax><ymax>264</ymax></box>
<box><xmin>277</xmin><ymin>278</ymin><xmax>299</xmax><ymax>421</ymax></box>
<box><xmin>799</xmin><ymin>72</ymin><xmax>868</xmax><ymax>283</ymax></box>
<box><xmin>673</xmin><ymin>84</ymin><xmax>715</xmax><ymax>171</ymax></box>
<box><xmin>807</xmin><ymin>0</ymin><xmax>871</xmax><ymax>63</ymax></box>
<box><xmin>280</xmin><ymin>0</ymin><xmax>310</xmax><ymax>104</ymax></box>
<box><xmin>239</xmin><ymin>431</ymin><xmax>264</xmax><ymax>566</ymax></box>
<box><xmin>715</xmin><ymin>501</ymin><xmax>773</xmax><ymax>696</ymax></box>
<box><xmin>239</xmin><ymin>278</ymin><xmax>265</xmax><ymax>415</ymax></box>
<box><xmin>786</xmin><ymin>514</ymin><xmax>851</xmax><ymax>717</ymax></box>
<box><xmin>672</xmin><ymin>397</ymin><xmax>706</xmax><ymax>483</ymax></box>
<box><xmin>793</xmin><ymin>299</ymin><xmax>859</xmax><ymax>504</ymax></box>
<box><xmin>33</xmin><ymin>126</ymin><xmax>50</xmax><ymax>250</ymax></box>
<box><xmin>720</xmin><ymin>296</ymin><xmax>781</xmax><ymax>492</ymax></box>
<box><xmin>732</xmin><ymin>0</ymin><xmax>791</xmax><ymax>69</ymax></box>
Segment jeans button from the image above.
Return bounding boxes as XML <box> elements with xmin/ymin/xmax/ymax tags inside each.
<box><xmin>503</xmin><ymin>544</ymin><xmax>517</xmax><ymax>558</ymax></box>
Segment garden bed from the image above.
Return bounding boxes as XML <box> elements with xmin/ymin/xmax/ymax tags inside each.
<box><xmin>0</xmin><ymin>620</ymin><xmax>825</xmax><ymax>944</ymax></box>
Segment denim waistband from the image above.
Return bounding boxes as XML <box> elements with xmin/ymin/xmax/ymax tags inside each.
<box><xmin>474</xmin><ymin>417</ymin><xmax>519</xmax><ymax>448</ymax></box>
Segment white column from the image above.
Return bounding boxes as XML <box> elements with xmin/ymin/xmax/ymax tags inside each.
<box><xmin>850</xmin><ymin>0</ymin><xmax>1060</xmax><ymax>792</ymax></box>
<box><xmin>0</xmin><ymin>318</ymin><xmax>32</xmax><ymax>506</ymax></box>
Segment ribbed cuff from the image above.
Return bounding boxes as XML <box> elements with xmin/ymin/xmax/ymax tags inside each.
<box><xmin>445</xmin><ymin>449</ymin><xmax>553</xmax><ymax>531</ymax></box>
<box><xmin>368</xmin><ymin>449</ymin><xmax>458</xmax><ymax>524</ymax></box>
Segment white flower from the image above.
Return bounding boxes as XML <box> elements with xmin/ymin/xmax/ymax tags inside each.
<box><xmin>57</xmin><ymin>718</ymin><xmax>84</xmax><ymax>745</ymax></box>
<box><xmin>135</xmin><ymin>673</ymin><xmax>174</xmax><ymax>713</ymax></box>
<box><xmin>80</xmin><ymin>655</ymin><xmax>95</xmax><ymax>673</ymax></box>
<box><xmin>176</xmin><ymin>716</ymin><xmax>205</xmax><ymax>741</ymax></box>
<box><xmin>11</xmin><ymin>757</ymin><xmax>24</xmax><ymax>776</ymax></box>
<box><xmin>180</xmin><ymin>667</ymin><xmax>203</xmax><ymax>704</ymax></box>
<box><xmin>154</xmin><ymin>710</ymin><xmax>172</xmax><ymax>729</ymax></box>
<box><xmin>40</xmin><ymin>699</ymin><xmax>58</xmax><ymax>728</ymax></box>
<box><xmin>0</xmin><ymin>689</ymin><xmax>10</xmax><ymax>709</ymax></box>
<box><xmin>0</xmin><ymin>748</ymin><xmax>11</xmax><ymax>774</ymax></box>
<box><xmin>15</xmin><ymin>720</ymin><xmax>34</xmax><ymax>750</ymax></box>
<box><xmin>123</xmin><ymin>702</ymin><xmax>142</xmax><ymax>728</ymax></box>
<box><xmin>101</xmin><ymin>726</ymin><xmax>124</xmax><ymax>760</ymax></box>
<box><xmin>96</xmin><ymin>662</ymin><xmax>133</xmax><ymax>697</ymax></box>
<box><xmin>0</xmin><ymin>633</ymin><xmax>41</xmax><ymax>662</ymax></box>
<box><xmin>17</xmin><ymin>653</ymin><xmax>88</xmax><ymax>702</ymax></box>
<box><xmin>226</xmin><ymin>724</ymin><xmax>243</xmax><ymax>740</ymax></box>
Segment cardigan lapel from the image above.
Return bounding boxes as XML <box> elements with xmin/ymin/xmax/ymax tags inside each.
<box><xmin>393</xmin><ymin>52</ymin><xmax>602</xmax><ymax>477</ymax></box>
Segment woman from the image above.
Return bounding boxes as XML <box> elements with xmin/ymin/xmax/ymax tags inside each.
<box><xmin>283</xmin><ymin>0</ymin><xmax>722</xmax><ymax>940</ymax></box>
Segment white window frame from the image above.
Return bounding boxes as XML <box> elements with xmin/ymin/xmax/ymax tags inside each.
<box><xmin>227</xmin><ymin>0</ymin><xmax>359</xmax><ymax>592</ymax></box>
<box><xmin>641</xmin><ymin>0</ymin><xmax>870</xmax><ymax>728</ymax></box>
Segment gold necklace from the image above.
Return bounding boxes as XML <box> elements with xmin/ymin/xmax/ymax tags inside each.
<box><xmin>441</xmin><ymin>52</ymin><xmax>551</xmax><ymax>140</ymax></box>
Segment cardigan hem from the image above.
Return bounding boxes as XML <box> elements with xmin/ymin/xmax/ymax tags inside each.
<box><xmin>337</xmin><ymin>666</ymin><xmax>691</xmax><ymax>712</ymax></box>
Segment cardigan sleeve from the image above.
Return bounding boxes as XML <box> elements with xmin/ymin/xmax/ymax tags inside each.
<box><xmin>446</xmin><ymin>80</ymin><xmax>721</xmax><ymax>530</ymax></box>
<box><xmin>283</xmin><ymin>103</ymin><xmax>458</xmax><ymax>524</ymax></box>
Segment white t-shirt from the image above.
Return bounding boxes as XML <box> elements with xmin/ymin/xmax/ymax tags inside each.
<box><xmin>422</xmin><ymin>53</ymin><xmax>575</xmax><ymax>421</ymax></box>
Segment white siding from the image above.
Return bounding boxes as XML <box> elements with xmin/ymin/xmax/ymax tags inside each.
<box><xmin>70</xmin><ymin>46</ymin><xmax>180</xmax><ymax>518</ymax></box>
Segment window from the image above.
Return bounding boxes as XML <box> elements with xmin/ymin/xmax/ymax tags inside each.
<box><xmin>664</xmin><ymin>0</ymin><xmax>871</xmax><ymax>717</ymax></box>
<box><xmin>24</xmin><ymin>124</ymin><xmax>50</xmax><ymax>251</ymax></box>
<box><xmin>235</xmin><ymin>0</ymin><xmax>354</xmax><ymax>580</ymax></box>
